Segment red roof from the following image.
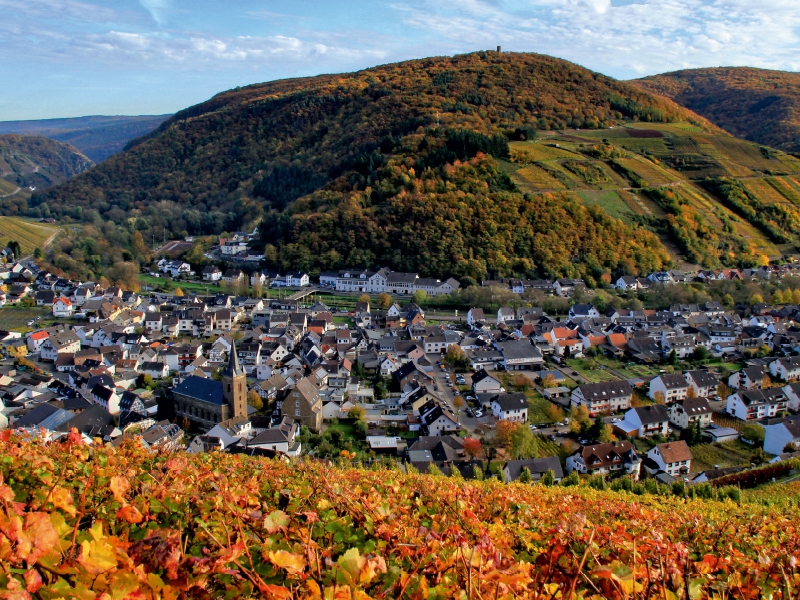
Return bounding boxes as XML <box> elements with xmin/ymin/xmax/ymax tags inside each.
<box><xmin>28</xmin><ymin>331</ymin><xmax>49</xmax><ymax>341</ymax></box>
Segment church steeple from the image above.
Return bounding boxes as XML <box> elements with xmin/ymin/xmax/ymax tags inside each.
<box><xmin>223</xmin><ymin>340</ymin><xmax>244</xmax><ymax>377</ymax></box>
<box><xmin>222</xmin><ymin>341</ymin><xmax>247</xmax><ymax>419</ymax></box>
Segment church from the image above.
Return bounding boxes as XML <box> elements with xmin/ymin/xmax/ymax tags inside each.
<box><xmin>173</xmin><ymin>343</ymin><xmax>247</xmax><ymax>430</ymax></box>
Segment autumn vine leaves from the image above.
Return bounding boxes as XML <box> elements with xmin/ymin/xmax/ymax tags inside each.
<box><xmin>0</xmin><ymin>432</ymin><xmax>798</xmax><ymax>599</ymax></box>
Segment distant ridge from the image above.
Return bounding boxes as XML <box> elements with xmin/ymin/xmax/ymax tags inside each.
<box><xmin>634</xmin><ymin>67</ymin><xmax>800</xmax><ymax>153</ymax></box>
<box><xmin>0</xmin><ymin>115</ymin><xmax>170</xmax><ymax>162</ymax></box>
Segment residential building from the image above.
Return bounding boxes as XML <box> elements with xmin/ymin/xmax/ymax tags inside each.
<box><xmin>571</xmin><ymin>380</ymin><xmax>633</xmax><ymax>414</ymax></box>
<box><xmin>281</xmin><ymin>377</ymin><xmax>323</xmax><ymax>432</ymax></box>
<box><xmin>565</xmin><ymin>441</ymin><xmax>641</xmax><ymax>478</ymax></box>
<box><xmin>619</xmin><ymin>405</ymin><xmax>670</xmax><ymax>437</ymax></box>
<box><xmin>648</xmin><ymin>373</ymin><xmax>690</xmax><ymax>403</ymax></box>
<box><xmin>726</xmin><ymin>388</ymin><xmax>789</xmax><ymax>421</ymax></box>
<box><xmin>495</xmin><ymin>340</ymin><xmax>543</xmax><ymax>370</ymax></box>
<box><xmin>685</xmin><ymin>370</ymin><xmax>719</xmax><ymax>398</ymax></box>
<box><xmin>668</xmin><ymin>397</ymin><xmax>712</xmax><ymax>430</ymax></box>
<box><xmin>762</xmin><ymin>415</ymin><xmax>800</xmax><ymax>455</ymax></box>
<box><xmin>646</xmin><ymin>441</ymin><xmax>692</xmax><ymax>477</ymax></box>
<box><xmin>770</xmin><ymin>356</ymin><xmax>800</xmax><ymax>382</ymax></box>
<box><xmin>489</xmin><ymin>393</ymin><xmax>528</xmax><ymax>422</ymax></box>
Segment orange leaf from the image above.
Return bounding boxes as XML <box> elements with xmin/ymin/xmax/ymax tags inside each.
<box><xmin>18</xmin><ymin>513</ymin><xmax>59</xmax><ymax>567</ymax></box>
<box><xmin>116</xmin><ymin>505</ymin><xmax>144</xmax><ymax>524</ymax></box>
<box><xmin>23</xmin><ymin>570</ymin><xmax>42</xmax><ymax>594</ymax></box>
<box><xmin>262</xmin><ymin>584</ymin><xmax>293</xmax><ymax>599</ymax></box>
<box><xmin>109</xmin><ymin>476</ymin><xmax>130</xmax><ymax>503</ymax></box>
<box><xmin>268</xmin><ymin>550</ymin><xmax>306</xmax><ymax>575</ymax></box>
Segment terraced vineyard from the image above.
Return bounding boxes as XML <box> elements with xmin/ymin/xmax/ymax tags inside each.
<box><xmin>508</xmin><ymin>122</ymin><xmax>800</xmax><ymax>267</ymax></box>
<box><xmin>0</xmin><ymin>216</ymin><xmax>61</xmax><ymax>256</ymax></box>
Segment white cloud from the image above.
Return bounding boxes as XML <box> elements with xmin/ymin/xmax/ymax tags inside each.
<box><xmin>392</xmin><ymin>0</ymin><xmax>800</xmax><ymax>77</ymax></box>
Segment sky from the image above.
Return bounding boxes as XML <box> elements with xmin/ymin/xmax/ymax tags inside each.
<box><xmin>1</xmin><ymin>0</ymin><xmax>800</xmax><ymax>120</ymax></box>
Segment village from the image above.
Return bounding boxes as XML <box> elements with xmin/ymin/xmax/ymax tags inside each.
<box><xmin>1</xmin><ymin>251</ymin><xmax>800</xmax><ymax>488</ymax></box>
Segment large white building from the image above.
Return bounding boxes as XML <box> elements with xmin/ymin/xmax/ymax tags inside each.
<box><xmin>331</xmin><ymin>267</ymin><xmax>459</xmax><ymax>296</ymax></box>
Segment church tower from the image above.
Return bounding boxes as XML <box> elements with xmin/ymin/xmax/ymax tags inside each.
<box><xmin>222</xmin><ymin>341</ymin><xmax>247</xmax><ymax>419</ymax></box>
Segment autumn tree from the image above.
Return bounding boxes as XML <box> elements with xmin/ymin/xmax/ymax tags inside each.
<box><xmin>541</xmin><ymin>374</ymin><xmax>558</xmax><ymax>388</ymax></box>
<box><xmin>247</xmin><ymin>390</ymin><xmax>263</xmax><ymax>411</ymax></box>
<box><xmin>653</xmin><ymin>391</ymin><xmax>665</xmax><ymax>405</ymax></box>
<box><xmin>510</xmin><ymin>423</ymin><xmax>537</xmax><ymax>459</ymax></box>
<box><xmin>443</xmin><ymin>345</ymin><xmax>469</xmax><ymax>370</ymax></box>
<box><xmin>495</xmin><ymin>420</ymin><xmax>518</xmax><ymax>449</ymax></box>
<box><xmin>514</xmin><ymin>374</ymin><xmax>531</xmax><ymax>392</ymax></box>
<box><xmin>376</xmin><ymin>292</ymin><xmax>391</xmax><ymax>309</ymax></box>
<box><xmin>131</xmin><ymin>231</ymin><xmax>148</xmax><ymax>258</ymax></box>
<box><xmin>544</xmin><ymin>403</ymin><xmax>564</xmax><ymax>422</ymax></box>
<box><xmin>358</xmin><ymin>294</ymin><xmax>370</xmax><ymax>305</ymax></box>
<box><xmin>762</xmin><ymin>374</ymin><xmax>772</xmax><ymax>389</ymax></box>
<box><xmin>569</xmin><ymin>405</ymin><xmax>591</xmax><ymax>434</ymax></box>
<box><xmin>174</xmin><ymin>287</ymin><xmax>184</xmax><ymax>297</ymax></box>
<box><xmin>750</xmin><ymin>293</ymin><xmax>764</xmax><ymax>305</ymax></box>
<box><xmin>463</xmin><ymin>437</ymin><xmax>483</xmax><ymax>459</ymax></box>
<box><xmin>686</xmin><ymin>386</ymin><xmax>697</xmax><ymax>399</ymax></box>
<box><xmin>717</xmin><ymin>382</ymin><xmax>730</xmax><ymax>399</ymax></box>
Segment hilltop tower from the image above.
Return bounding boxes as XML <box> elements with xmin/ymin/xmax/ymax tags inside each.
<box><xmin>222</xmin><ymin>342</ymin><xmax>247</xmax><ymax>419</ymax></box>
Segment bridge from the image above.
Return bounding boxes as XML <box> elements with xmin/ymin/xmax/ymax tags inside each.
<box><xmin>284</xmin><ymin>285</ymin><xmax>323</xmax><ymax>302</ymax></box>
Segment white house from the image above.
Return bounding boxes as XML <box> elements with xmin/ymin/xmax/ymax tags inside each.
<box><xmin>619</xmin><ymin>405</ymin><xmax>670</xmax><ymax>437</ymax></box>
<box><xmin>568</xmin><ymin>303</ymin><xmax>600</xmax><ymax>320</ymax></box>
<box><xmin>246</xmin><ymin>417</ymin><xmax>301</xmax><ymax>457</ymax></box>
<box><xmin>202</xmin><ymin>266</ymin><xmax>222</xmax><ymax>281</ymax></box>
<box><xmin>685</xmin><ymin>370</ymin><xmax>719</xmax><ymax>398</ymax></box>
<box><xmin>646</xmin><ymin>441</ymin><xmax>692</xmax><ymax>477</ymax></box>
<box><xmin>615</xmin><ymin>276</ymin><xmax>639</xmax><ymax>291</ymax></box>
<box><xmin>467</xmin><ymin>308</ymin><xmax>485</xmax><ymax>328</ymax></box>
<box><xmin>770</xmin><ymin>356</ymin><xmax>800</xmax><ymax>382</ymax></box>
<box><xmin>91</xmin><ymin>384</ymin><xmax>121</xmax><ymax>415</ymax></box>
<box><xmin>668</xmin><ymin>397</ymin><xmax>712</xmax><ymax>430</ymax></box>
<box><xmin>763</xmin><ymin>415</ymin><xmax>800</xmax><ymax>455</ymax></box>
<box><xmin>726</xmin><ymin>388</ymin><xmax>789</xmax><ymax>421</ymax></box>
<box><xmin>648</xmin><ymin>373</ymin><xmax>690</xmax><ymax>402</ymax></box>
<box><xmin>287</xmin><ymin>272</ymin><xmax>310</xmax><ymax>287</ymax></box>
<box><xmin>490</xmin><ymin>393</ymin><xmax>528</xmax><ymax>422</ymax></box>
<box><xmin>52</xmin><ymin>296</ymin><xmax>74</xmax><ymax>317</ymax></box>
<box><xmin>471</xmin><ymin>369</ymin><xmax>502</xmax><ymax>394</ymax></box>
<box><xmin>497</xmin><ymin>307</ymin><xmax>515</xmax><ymax>324</ymax></box>
<box><xmin>782</xmin><ymin>382</ymin><xmax>800</xmax><ymax>411</ymax></box>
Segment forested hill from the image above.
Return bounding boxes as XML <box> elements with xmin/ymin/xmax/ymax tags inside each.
<box><xmin>0</xmin><ymin>135</ymin><xmax>93</xmax><ymax>195</ymax></box>
<box><xmin>26</xmin><ymin>51</ymin><xmax>717</xmax><ymax>281</ymax></box>
<box><xmin>634</xmin><ymin>68</ymin><xmax>800</xmax><ymax>153</ymax></box>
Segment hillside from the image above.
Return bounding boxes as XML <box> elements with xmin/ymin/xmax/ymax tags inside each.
<box><xmin>634</xmin><ymin>68</ymin><xmax>800</xmax><ymax>153</ymax></box>
<box><xmin>0</xmin><ymin>115</ymin><xmax>170</xmax><ymax>162</ymax></box>
<box><xmin>1</xmin><ymin>434</ymin><xmax>798</xmax><ymax>599</ymax></box>
<box><xmin>0</xmin><ymin>135</ymin><xmax>93</xmax><ymax>213</ymax></box>
<box><xmin>27</xmin><ymin>52</ymin><xmax>716</xmax><ymax>282</ymax></box>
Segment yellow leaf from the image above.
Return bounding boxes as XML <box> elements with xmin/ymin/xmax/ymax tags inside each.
<box><xmin>109</xmin><ymin>476</ymin><xmax>129</xmax><ymax>504</ymax></box>
<box><xmin>79</xmin><ymin>538</ymin><xmax>118</xmax><ymax>575</ymax></box>
<box><xmin>50</xmin><ymin>487</ymin><xmax>76</xmax><ymax>518</ymax></box>
<box><xmin>268</xmin><ymin>550</ymin><xmax>306</xmax><ymax>575</ymax></box>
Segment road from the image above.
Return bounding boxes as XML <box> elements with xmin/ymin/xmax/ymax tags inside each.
<box><xmin>427</xmin><ymin>354</ymin><xmax>480</xmax><ymax>432</ymax></box>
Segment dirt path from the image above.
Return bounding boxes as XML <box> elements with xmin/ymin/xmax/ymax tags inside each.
<box><xmin>0</xmin><ymin>186</ymin><xmax>20</xmax><ymax>198</ymax></box>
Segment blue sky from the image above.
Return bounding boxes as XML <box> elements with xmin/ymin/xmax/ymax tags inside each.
<box><xmin>1</xmin><ymin>0</ymin><xmax>799</xmax><ymax>120</ymax></box>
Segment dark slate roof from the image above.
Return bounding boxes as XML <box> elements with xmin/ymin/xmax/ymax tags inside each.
<box><xmin>490</xmin><ymin>393</ymin><xmax>528</xmax><ymax>411</ymax></box>
<box><xmin>13</xmin><ymin>403</ymin><xmax>72</xmax><ymax>430</ymax></box>
<box><xmin>57</xmin><ymin>405</ymin><xmax>115</xmax><ymax>435</ymax></box>
<box><xmin>174</xmin><ymin>375</ymin><xmax>225</xmax><ymax>405</ymax></box>
<box><xmin>633</xmin><ymin>404</ymin><xmax>670</xmax><ymax>424</ymax></box>
<box><xmin>505</xmin><ymin>457</ymin><xmax>564</xmax><ymax>481</ymax></box>
<box><xmin>686</xmin><ymin>370</ymin><xmax>718</xmax><ymax>388</ymax></box>
<box><xmin>658</xmin><ymin>373</ymin><xmax>689</xmax><ymax>389</ymax></box>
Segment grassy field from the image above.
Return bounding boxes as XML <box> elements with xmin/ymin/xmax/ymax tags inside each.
<box><xmin>565</xmin><ymin>358</ymin><xmax>619</xmax><ymax>382</ymax></box>
<box><xmin>690</xmin><ymin>440</ymin><xmax>762</xmax><ymax>473</ymax></box>
<box><xmin>0</xmin><ymin>216</ymin><xmax>61</xmax><ymax>256</ymax></box>
<box><xmin>576</xmin><ymin>191</ymin><xmax>635</xmax><ymax>222</ymax></box>
<box><xmin>138</xmin><ymin>275</ymin><xmax>220</xmax><ymax>295</ymax></box>
<box><xmin>526</xmin><ymin>391</ymin><xmax>563</xmax><ymax>424</ymax></box>
<box><xmin>0</xmin><ymin>307</ymin><xmax>53</xmax><ymax>332</ymax></box>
